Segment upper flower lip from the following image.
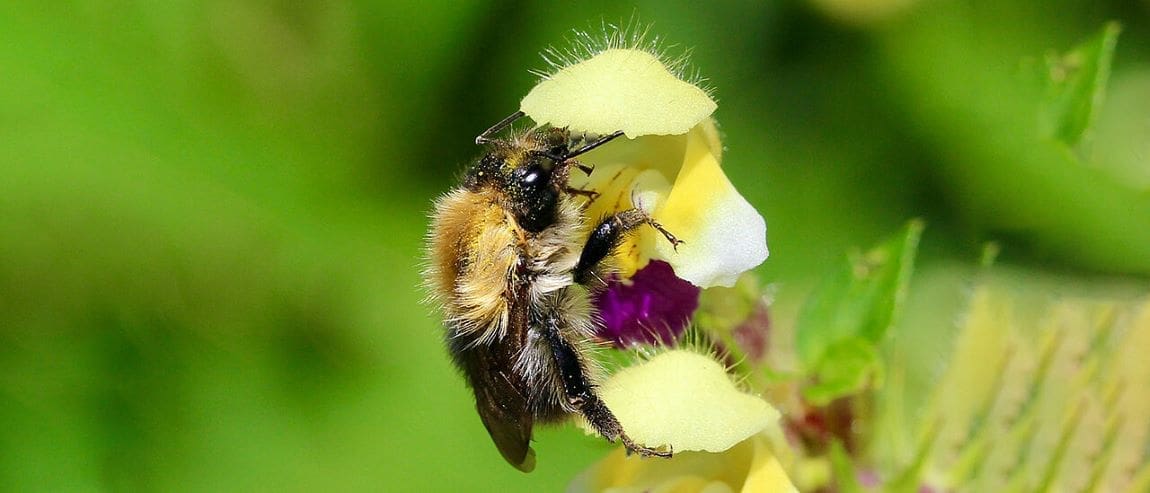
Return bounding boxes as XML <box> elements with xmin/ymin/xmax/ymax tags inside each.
<box><xmin>520</xmin><ymin>48</ymin><xmax>717</xmax><ymax>138</ymax></box>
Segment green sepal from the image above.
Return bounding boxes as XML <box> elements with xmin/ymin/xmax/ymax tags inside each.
<box><xmin>1038</xmin><ymin>22</ymin><xmax>1121</xmax><ymax>148</ymax></box>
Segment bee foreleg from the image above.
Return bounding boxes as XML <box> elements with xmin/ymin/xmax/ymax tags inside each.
<box><xmin>573</xmin><ymin>208</ymin><xmax>684</xmax><ymax>285</ymax></box>
<box><xmin>539</xmin><ymin>313</ymin><xmax>671</xmax><ymax>459</ymax></box>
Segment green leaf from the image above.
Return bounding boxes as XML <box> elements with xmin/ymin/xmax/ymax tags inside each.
<box><xmin>1038</xmin><ymin>22</ymin><xmax>1121</xmax><ymax>147</ymax></box>
<box><xmin>796</xmin><ymin>220</ymin><xmax>922</xmax><ymax>406</ymax></box>
<box><xmin>796</xmin><ymin>219</ymin><xmax>924</xmax><ymax>371</ymax></box>
<box><xmin>802</xmin><ymin>338</ymin><xmax>880</xmax><ymax>406</ymax></box>
<box><xmin>886</xmin><ymin>418</ymin><xmax>941</xmax><ymax>493</ymax></box>
<box><xmin>828</xmin><ymin>440</ymin><xmax>866</xmax><ymax>493</ymax></box>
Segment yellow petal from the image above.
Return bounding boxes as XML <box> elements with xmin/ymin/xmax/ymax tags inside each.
<box><xmin>654</xmin><ymin>125</ymin><xmax>769</xmax><ymax>288</ymax></box>
<box><xmin>568</xmin><ymin>434</ymin><xmax>797</xmax><ymax>493</ymax></box>
<box><xmin>590</xmin><ymin>350</ymin><xmax>778</xmax><ymax>453</ymax></box>
<box><xmin>521</xmin><ymin>49</ymin><xmax>716</xmax><ymax>138</ymax></box>
<box><xmin>578</xmin><ymin>133</ymin><xmax>688</xmax><ymax>187</ymax></box>
<box><xmin>568</xmin><ymin>162</ymin><xmax>670</xmax><ymax>277</ymax></box>
<box><xmin>741</xmin><ymin>435</ymin><xmax>800</xmax><ymax>493</ymax></box>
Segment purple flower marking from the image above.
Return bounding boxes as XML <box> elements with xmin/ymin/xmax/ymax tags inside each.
<box><xmin>593</xmin><ymin>260</ymin><xmax>701</xmax><ymax>347</ymax></box>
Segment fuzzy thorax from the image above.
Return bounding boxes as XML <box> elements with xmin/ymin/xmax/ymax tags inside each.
<box><xmin>426</xmin><ymin>186</ymin><xmax>585</xmax><ymax>347</ymax></box>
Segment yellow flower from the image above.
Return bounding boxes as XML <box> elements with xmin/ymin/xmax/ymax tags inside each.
<box><xmin>520</xmin><ymin>39</ymin><xmax>792</xmax><ymax>491</ymax></box>
<box><xmin>520</xmin><ymin>46</ymin><xmax>768</xmax><ymax>288</ymax></box>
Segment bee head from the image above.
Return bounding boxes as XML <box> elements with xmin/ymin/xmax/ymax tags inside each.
<box><xmin>466</xmin><ymin>128</ymin><xmax>572</xmax><ymax>233</ymax></box>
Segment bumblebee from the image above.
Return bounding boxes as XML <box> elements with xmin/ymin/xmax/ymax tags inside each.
<box><xmin>425</xmin><ymin>111</ymin><xmax>680</xmax><ymax>472</ymax></box>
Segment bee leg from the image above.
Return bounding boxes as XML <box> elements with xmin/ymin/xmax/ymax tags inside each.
<box><xmin>540</xmin><ymin>314</ymin><xmax>672</xmax><ymax>459</ymax></box>
<box><xmin>582</xmin><ymin>396</ymin><xmax>672</xmax><ymax>458</ymax></box>
<box><xmin>573</xmin><ymin>208</ymin><xmax>684</xmax><ymax>286</ymax></box>
<box><xmin>572</xmin><ymin>162</ymin><xmax>595</xmax><ymax>175</ymax></box>
<box><xmin>564</xmin><ymin>187</ymin><xmax>599</xmax><ymax>202</ymax></box>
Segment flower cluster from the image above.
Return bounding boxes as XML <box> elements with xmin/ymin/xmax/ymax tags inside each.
<box><xmin>518</xmin><ymin>34</ymin><xmax>790</xmax><ymax>491</ymax></box>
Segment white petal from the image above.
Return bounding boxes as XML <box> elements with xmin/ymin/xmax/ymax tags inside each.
<box><xmin>654</xmin><ymin>127</ymin><xmax>768</xmax><ymax>288</ymax></box>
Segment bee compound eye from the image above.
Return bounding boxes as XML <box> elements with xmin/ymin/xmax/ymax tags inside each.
<box><xmin>519</xmin><ymin>166</ymin><xmax>550</xmax><ymax>188</ymax></box>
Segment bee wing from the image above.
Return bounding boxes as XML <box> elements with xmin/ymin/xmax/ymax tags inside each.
<box><xmin>448</xmin><ymin>296</ymin><xmax>536</xmax><ymax>471</ymax></box>
<box><xmin>473</xmin><ymin>369</ymin><xmax>536</xmax><ymax>472</ymax></box>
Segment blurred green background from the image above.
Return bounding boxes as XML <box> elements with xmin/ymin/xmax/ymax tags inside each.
<box><xmin>2</xmin><ymin>1</ymin><xmax>1148</xmax><ymax>491</ymax></box>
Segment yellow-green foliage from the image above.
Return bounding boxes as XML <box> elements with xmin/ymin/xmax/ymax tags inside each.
<box><xmin>911</xmin><ymin>285</ymin><xmax>1150</xmax><ymax>492</ymax></box>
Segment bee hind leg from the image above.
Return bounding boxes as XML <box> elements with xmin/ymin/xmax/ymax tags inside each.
<box><xmin>539</xmin><ymin>313</ymin><xmax>672</xmax><ymax>458</ymax></box>
<box><xmin>582</xmin><ymin>396</ymin><xmax>672</xmax><ymax>458</ymax></box>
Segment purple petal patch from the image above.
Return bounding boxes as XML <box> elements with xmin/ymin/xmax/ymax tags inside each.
<box><xmin>593</xmin><ymin>260</ymin><xmax>701</xmax><ymax>347</ymax></box>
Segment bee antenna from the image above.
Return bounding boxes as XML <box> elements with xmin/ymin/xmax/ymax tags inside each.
<box><xmin>530</xmin><ymin>149</ymin><xmax>567</xmax><ymax>162</ymax></box>
<box><xmin>565</xmin><ymin>130</ymin><xmax>625</xmax><ymax>159</ymax></box>
<box><xmin>475</xmin><ymin>111</ymin><xmax>526</xmax><ymax>145</ymax></box>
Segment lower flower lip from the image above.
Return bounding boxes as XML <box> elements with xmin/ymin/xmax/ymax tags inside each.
<box><xmin>589</xmin><ymin>349</ymin><xmax>782</xmax><ymax>454</ymax></box>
